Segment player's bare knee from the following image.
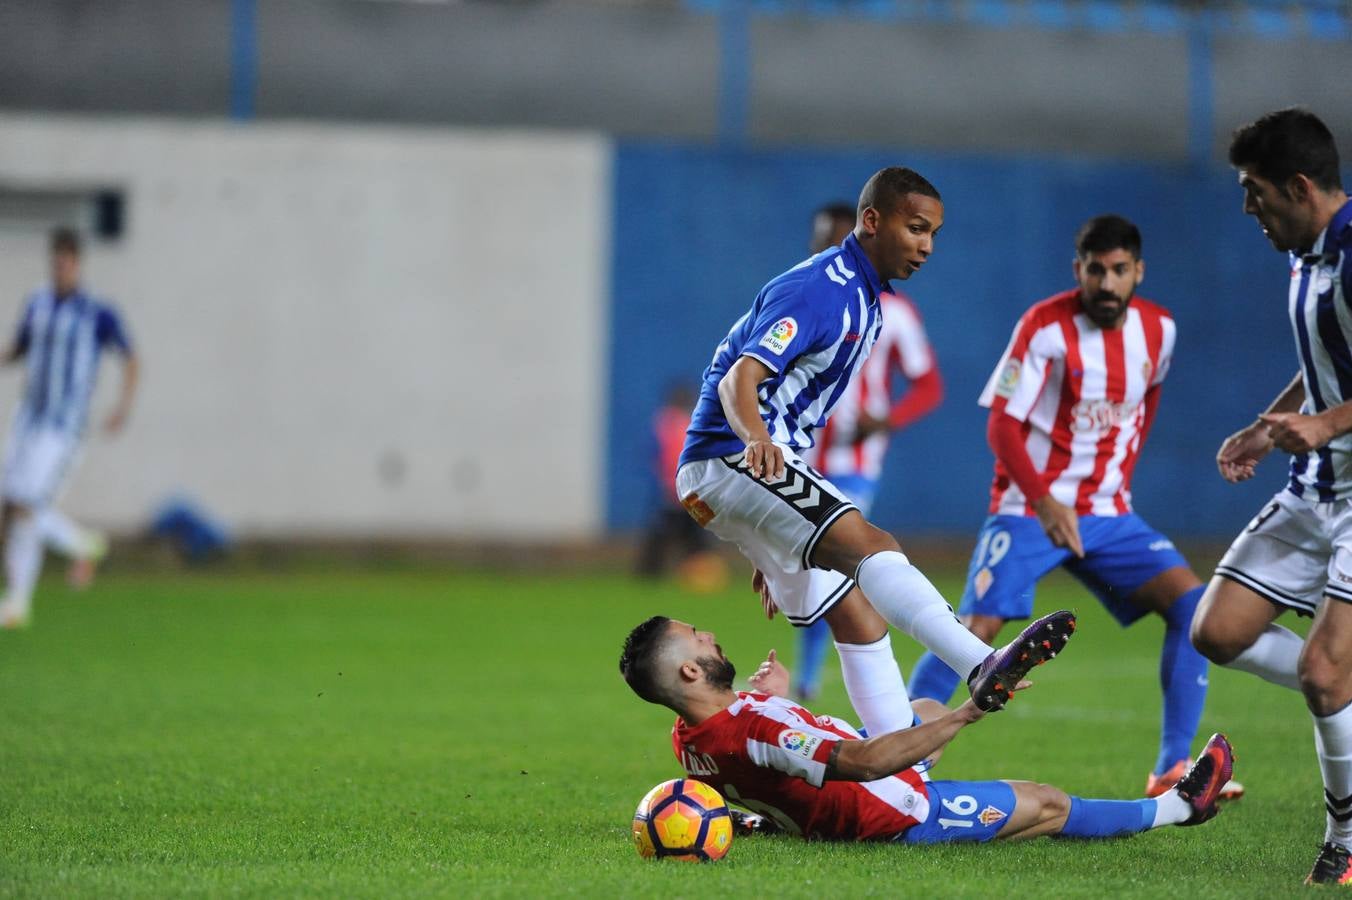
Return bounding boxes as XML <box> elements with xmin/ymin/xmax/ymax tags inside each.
<box><xmin>1190</xmin><ymin>621</ymin><xmax>1242</xmax><ymax>665</ymax></box>
<box><xmin>1299</xmin><ymin>650</ymin><xmax>1352</xmax><ymax>716</ymax></box>
<box><xmin>1039</xmin><ymin>785</ymin><xmax>1071</xmax><ymax>824</ymax></box>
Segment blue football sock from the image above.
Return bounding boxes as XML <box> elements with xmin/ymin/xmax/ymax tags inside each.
<box><xmin>795</xmin><ymin>619</ymin><xmax>831</xmax><ymax>697</ymax></box>
<box><xmin>1058</xmin><ymin>796</ymin><xmax>1156</xmax><ymax>838</ymax></box>
<box><xmin>1155</xmin><ymin>585</ymin><xmax>1208</xmax><ymax>776</ymax></box>
<box><xmin>909</xmin><ymin>650</ymin><xmax>963</xmax><ymax>703</ymax></box>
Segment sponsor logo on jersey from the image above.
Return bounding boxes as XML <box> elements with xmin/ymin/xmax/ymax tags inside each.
<box><xmin>680</xmin><ymin>492</ymin><xmax>716</xmax><ymax>527</ymax></box>
<box><xmin>1148</xmin><ymin>539</ymin><xmax>1175</xmax><ymax>552</ymax></box>
<box><xmin>1069</xmin><ymin>399</ymin><xmax>1140</xmax><ymax>436</ymax></box>
<box><xmin>978</xmin><ymin>805</ymin><xmax>1007</xmax><ymax>826</ymax></box>
<box><xmin>995</xmin><ymin>358</ymin><xmax>1021</xmax><ymax>397</ymax></box>
<box><xmin>759</xmin><ymin>317</ymin><xmax>798</xmax><ymax>355</ymax></box>
<box><xmin>778</xmin><ymin>730</ymin><xmax>822</xmax><ymax>759</ymax></box>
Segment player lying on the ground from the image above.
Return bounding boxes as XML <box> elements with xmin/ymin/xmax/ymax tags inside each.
<box><xmin>619</xmin><ymin>615</ymin><xmax>1234</xmax><ymax>843</ymax></box>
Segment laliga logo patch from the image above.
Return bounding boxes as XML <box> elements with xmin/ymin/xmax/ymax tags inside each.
<box><xmin>779</xmin><ymin>730</ymin><xmax>822</xmax><ymax>759</ymax></box>
<box><xmin>995</xmin><ymin>358</ymin><xmax>1021</xmax><ymax>398</ymax></box>
<box><xmin>974</xmin><ymin>567</ymin><xmax>994</xmax><ymax>600</ymax></box>
<box><xmin>978</xmin><ymin>805</ymin><xmax>1007</xmax><ymax>826</ymax></box>
<box><xmin>759</xmin><ymin>317</ymin><xmax>798</xmax><ymax>355</ymax></box>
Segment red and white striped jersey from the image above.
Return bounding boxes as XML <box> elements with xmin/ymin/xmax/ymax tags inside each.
<box><xmin>671</xmin><ymin>692</ymin><xmax>929</xmax><ymax>840</ymax></box>
<box><xmin>804</xmin><ymin>293</ymin><xmax>937</xmax><ymax>480</ymax></box>
<box><xmin>980</xmin><ymin>290</ymin><xmax>1175</xmax><ymax>516</ymax></box>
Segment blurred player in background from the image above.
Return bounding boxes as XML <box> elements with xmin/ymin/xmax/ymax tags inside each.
<box><xmin>1188</xmin><ymin>109</ymin><xmax>1352</xmax><ymax>885</ymax></box>
<box><xmin>907</xmin><ymin>215</ymin><xmax>1236</xmax><ymax>800</ymax></box>
<box><xmin>791</xmin><ymin>202</ymin><xmax>945</xmax><ymax>701</ymax></box>
<box><xmin>677</xmin><ymin>166</ymin><xmax>1076</xmax><ymax>744</ymax></box>
<box><xmin>635</xmin><ymin>383</ymin><xmax>726</xmax><ymax>591</ymax></box>
<box><xmin>0</xmin><ymin>228</ymin><xmax>138</xmax><ymax>628</ymax></box>
<box><xmin>620</xmin><ymin>615</ymin><xmax>1233</xmax><ymax>843</ymax></box>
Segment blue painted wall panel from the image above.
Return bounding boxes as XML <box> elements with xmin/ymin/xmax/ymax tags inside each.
<box><xmin>609</xmin><ymin>142</ymin><xmax>1298</xmax><ymax>541</ymax></box>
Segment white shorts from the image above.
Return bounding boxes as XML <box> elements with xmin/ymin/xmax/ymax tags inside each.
<box><xmin>676</xmin><ymin>447</ymin><xmax>857</xmax><ymax>627</ymax></box>
<box><xmin>2</xmin><ymin>425</ymin><xmax>80</xmax><ymax>508</ymax></box>
<box><xmin>1215</xmin><ymin>488</ymin><xmax>1352</xmax><ymax>616</ymax></box>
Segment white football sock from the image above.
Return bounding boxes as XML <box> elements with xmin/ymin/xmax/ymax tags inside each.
<box><xmin>36</xmin><ymin>508</ymin><xmax>93</xmax><ymax>559</ymax></box>
<box><xmin>1153</xmin><ymin>789</ymin><xmax>1192</xmax><ymax>827</ymax></box>
<box><xmin>855</xmin><ymin>551</ymin><xmax>991</xmax><ymax>678</ymax></box>
<box><xmin>1226</xmin><ymin>623</ymin><xmax>1302</xmax><ymax>692</ymax></box>
<box><xmin>1315</xmin><ymin>702</ymin><xmax>1352</xmax><ymax>848</ymax></box>
<box><xmin>4</xmin><ymin>516</ymin><xmax>43</xmax><ymax>617</ymax></box>
<box><xmin>834</xmin><ymin>632</ymin><xmax>913</xmax><ymax>737</ymax></box>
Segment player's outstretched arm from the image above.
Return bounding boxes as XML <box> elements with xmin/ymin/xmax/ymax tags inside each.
<box><xmin>1217</xmin><ymin>372</ymin><xmax>1302</xmax><ymax>482</ymax></box>
<box><xmin>717</xmin><ymin>356</ymin><xmax>783</xmax><ymax>480</ymax></box>
<box><xmin>825</xmin><ymin>700</ymin><xmax>985</xmax><ymax>782</ymax></box>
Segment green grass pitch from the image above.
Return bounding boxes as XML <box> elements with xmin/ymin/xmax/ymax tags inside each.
<box><xmin>0</xmin><ymin>562</ymin><xmax>1321</xmax><ymax>897</ymax></box>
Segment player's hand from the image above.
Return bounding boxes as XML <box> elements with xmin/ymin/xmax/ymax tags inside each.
<box><xmin>1216</xmin><ymin>420</ymin><xmax>1274</xmax><ymax>483</ymax></box>
<box><xmin>1260</xmin><ymin>412</ymin><xmax>1337</xmax><ymax>456</ymax></box>
<box><xmin>752</xmin><ymin>568</ymin><xmax>778</xmax><ymax>619</ymax></box>
<box><xmin>1032</xmin><ymin>495</ymin><xmax>1083</xmax><ymax>558</ymax></box>
<box><xmin>103</xmin><ymin>406</ymin><xmax>129</xmax><ymax>436</ymax></box>
<box><xmin>748</xmin><ymin>648</ymin><xmax>792</xmax><ymax>698</ymax></box>
<box><xmin>851</xmin><ymin>414</ymin><xmax>890</xmax><ymax>444</ymax></box>
<box><xmin>743</xmin><ymin>440</ymin><xmax>785</xmax><ymax>482</ymax></box>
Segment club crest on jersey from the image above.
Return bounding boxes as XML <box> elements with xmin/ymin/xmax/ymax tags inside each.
<box><xmin>759</xmin><ymin>317</ymin><xmax>798</xmax><ymax>355</ymax></box>
<box><xmin>779</xmin><ymin>730</ymin><xmax>822</xmax><ymax>759</ymax></box>
<box><xmin>978</xmin><ymin>805</ymin><xmax>1007</xmax><ymax>826</ymax></box>
<box><xmin>995</xmin><ymin>358</ymin><xmax>1021</xmax><ymax>398</ymax></box>
<box><xmin>1141</xmin><ymin>360</ymin><xmax>1153</xmax><ymax>383</ymax></box>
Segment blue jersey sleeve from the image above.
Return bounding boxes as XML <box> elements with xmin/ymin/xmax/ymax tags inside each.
<box><xmin>95</xmin><ymin>305</ymin><xmax>132</xmax><ymax>354</ymax></box>
<box><xmin>739</xmin><ymin>281</ymin><xmax>837</xmax><ymax>374</ymax></box>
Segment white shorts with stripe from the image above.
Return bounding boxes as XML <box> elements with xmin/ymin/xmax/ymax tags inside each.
<box><xmin>676</xmin><ymin>446</ymin><xmax>856</xmax><ymax>627</ymax></box>
<box><xmin>1215</xmin><ymin>488</ymin><xmax>1352</xmax><ymax>616</ymax></box>
<box><xmin>2</xmin><ymin>425</ymin><xmax>81</xmax><ymax>508</ymax></box>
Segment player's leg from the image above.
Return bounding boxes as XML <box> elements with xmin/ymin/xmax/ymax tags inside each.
<box><xmin>794</xmin><ymin>473</ymin><xmax>877</xmax><ymax>701</ymax></box>
<box><xmin>1192</xmin><ymin>493</ymin><xmax>1320</xmax><ymax>690</ymax></box>
<box><xmin>910</xmin><ymin>516</ymin><xmax>1064</xmax><ymax>704</ymax></box>
<box><xmin>901</xmin><ymin>737</ymin><xmax>1232</xmax><ymax>845</ymax></box>
<box><xmin>0</xmin><ymin>501</ymin><xmax>41</xmax><ymax>628</ymax></box>
<box><xmin>35</xmin><ymin>506</ymin><xmax>107</xmax><ymax>589</ymax></box>
<box><xmin>1300</xmin><ymin>542</ymin><xmax>1352</xmax><ymax>885</ymax></box>
<box><xmin>0</xmin><ymin>428</ymin><xmax>69</xmax><ymax>628</ymax></box>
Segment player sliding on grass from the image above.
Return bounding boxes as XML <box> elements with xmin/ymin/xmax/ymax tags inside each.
<box><xmin>620</xmin><ymin>616</ymin><xmax>1234</xmax><ymax>843</ymax></box>
<box><xmin>676</xmin><ymin>167</ymin><xmax>1075</xmax><ymax>739</ymax></box>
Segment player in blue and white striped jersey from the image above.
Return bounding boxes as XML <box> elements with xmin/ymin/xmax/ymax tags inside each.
<box><xmin>1188</xmin><ymin>109</ymin><xmax>1352</xmax><ymax>886</ymax></box>
<box><xmin>0</xmin><ymin>228</ymin><xmax>139</xmax><ymax>628</ymax></box>
<box><xmin>676</xmin><ymin>168</ymin><xmax>1076</xmax><ymax>742</ymax></box>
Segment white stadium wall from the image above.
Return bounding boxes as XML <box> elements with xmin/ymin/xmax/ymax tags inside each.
<box><xmin>0</xmin><ymin>115</ymin><xmax>611</xmax><ymax>539</ymax></box>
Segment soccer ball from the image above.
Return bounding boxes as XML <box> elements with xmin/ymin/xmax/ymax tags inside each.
<box><xmin>632</xmin><ymin>778</ymin><xmax>733</xmax><ymax>861</ymax></box>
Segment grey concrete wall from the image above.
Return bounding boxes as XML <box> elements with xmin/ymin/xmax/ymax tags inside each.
<box><xmin>0</xmin><ymin>115</ymin><xmax>611</xmax><ymax>539</ymax></box>
<box><xmin>2</xmin><ymin>1</ymin><xmax>1350</xmax><ymax>160</ymax></box>
<box><xmin>750</xmin><ymin>17</ymin><xmax>1191</xmax><ymax>158</ymax></box>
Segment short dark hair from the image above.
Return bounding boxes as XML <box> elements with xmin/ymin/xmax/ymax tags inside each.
<box><xmin>50</xmin><ymin>227</ymin><xmax>81</xmax><ymax>256</ymax></box>
<box><xmin>857</xmin><ymin>167</ymin><xmax>941</xmax><ymax>217</ymax></box>
<box><xmin>619</xmin><ymin>615</ymin><xmax>673</xmax><ymax>705</ymax></box>
<box><xmin>815</xmin><ymin>202</ymin><xmax>855</xmax><ymax>224</ymax></box>
<box><xmin>1075</xmin><ymin>215</ymin><xmax>1142</xmax><ymax>259</ymax></box>
<box><xmin>1228</xmin><ymin>108</ymin><xmax>1343</xmax><ymax>194</ymax></box>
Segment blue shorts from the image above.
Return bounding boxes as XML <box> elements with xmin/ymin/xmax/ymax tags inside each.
<box><xmin>958</xmin><ymin>514</ymin><xmax>1189</xmax><ymax>626</ymax></box>
<box><xmin>901</xmin><ymin>779</ymin><xmax>1017</xmax><ymax>844</ymax></box>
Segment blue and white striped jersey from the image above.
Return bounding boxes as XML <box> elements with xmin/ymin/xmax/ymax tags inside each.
<box><xmin>12</xmin><ymin>287</ymin><xmax>133</xmax><ymax>436</ymax></box>
<box><xmin>1286</xmin><ymin>199</ymin><xmax>1352</xmax><ymax>501</ymax></box>
<box><xmin>680</xmin><ymin>233</ymin><xmax>885</xmax><ymax>467</ymax></box>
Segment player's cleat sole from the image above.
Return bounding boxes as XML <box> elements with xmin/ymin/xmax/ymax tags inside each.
<box><xmin>1176</xmin><ymin>733</ymin><xmax>1234</xmax><ymax>826</ymax></box>
<box><xmin>1147</xmin><ymin>759</ymin><xmax>1244</xmax><ymax>801</ymax></box>
<box><xmin>729</xmin><ymin>809</ymin><xmax>782</xmax><ymax>837</ymax></box>
<box><xmin>967</xmin><ymin>610</ymin><xmax>1076</xmax><ymax>711</ymax></box>
<box><xmin>1306</xmin><ymin>842</ymin><xmax>1352</xmax><ymax>885</ymax></box>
